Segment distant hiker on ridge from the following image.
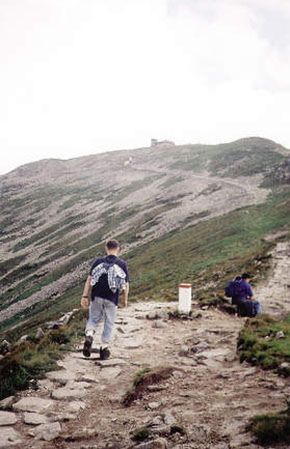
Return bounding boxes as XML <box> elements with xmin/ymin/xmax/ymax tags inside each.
<box><xmin>80</xmin><ymin>239</ymin><xmax>130</xmax><ymax>360</ymax></box>
<box><xmin>225</xmin><ymin>272</ymin><xmax>262</xmax><ymax>317</ymax></box>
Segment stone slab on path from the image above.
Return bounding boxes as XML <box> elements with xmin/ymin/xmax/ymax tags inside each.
<box><xmin>97</xmin><ymin>367</ymin><xmax>122</xmax><ymax>381</ymax></box>
<box><xmin>0</xmin><ymin>396</ymin><xmax>15</xmax><ymax>410</ymax></box>
<box><xmin>46</xmin><ymin>370</ymin><xmax>78</xmax><ymax>385</ymax></box>
<box><xmin>122</xmin><ymin>338</ymin><xmax>143</xmax><ymax>349</ymax></box>
<box><xmin>46</xmin><ymin>411</ymin><xmax>77</xmax><ymax>422</ymax></box>
<box><xmin>197</xmin><ymin>347</ymin><xmax>233</xmax><ymax>366</ymax></box>
<box><xmin>29</xmin><ymin>421</ymin><xmax>62</xmax><ymax>441</ymax></box>
<box><xmin>198</xmin><ymin>347</ymin><xmax>231</xmax><ymax>357</ymax></box>
<box><xmin>0</xmin><ymin>410</ymin><xmax>18</xmax><ymax>426</ymax></box>
<box><xmin>66</xmin><ymin>380</ymin><xmax>92</xmax><ymax>389</ymax></box>
<box><xmin>95</xmin><ymin>358</ymin><xmax>127</xmax><ymax>368</ymax></box>
<box><xmin>24</xmin><ymin>412</ymin><xmax>50</xmax><ymax>425</ymax></box>
<box><xmin>71</xmin><ymin>352</ymin><xmax>102</xmax><ymax>361</ymax></box>
<box><xmin>0</xmin><ymin>428</ymin><xmax>22</xmax><ymax>448</ymax></box>
<box><xmin>127</xmin><ymin>326</ymin><xmax>143</xmax><ymax>333</ymax></box>
<box><xmin>65</xmin><ymin>400</ymin><xmax>86</xmax><ymax>413</ymax></box>
<box><xmin>13</xmin><ymin>397</ymin><xmax>54</xmax><ymax>414</ymax></box>
<box><xmin>77</xmin><ymin>373</ymin><xmax>100</xmax><ymax>384</ymax></box>
<box><xmin>51</xmin><ymin>386</ymin><xmax>87</xmax><ymax>400</ymax></box>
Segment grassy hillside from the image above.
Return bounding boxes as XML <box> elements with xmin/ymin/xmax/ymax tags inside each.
<box><xmin>128</xmin><ymin>188</ymin><xmax>290</xmax><ymax>298</ymax></box>
<box><xmin>1</xmin><ymin>186</ymin><xmax>289</xmax><ymax>342</ymax></box>
<box><xmin>170</xmin><ymin>137</ymin><xmax>285</xmax><ymax>176</ymax></box>
<box><xmin>0</xmin><ymin>137</ymin><xmax>289</xmax><ymax>341</ymax></box>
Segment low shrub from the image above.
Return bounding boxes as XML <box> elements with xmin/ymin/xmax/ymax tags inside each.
<box><xmin>123</xmin><ymin>366</ymin><xmax>174</xmax><ymax>407</ymax></box>
<box><xmin>0</xmin><ymin>343</ymin><xmax>59</xmax><ymax>399</ymax></box>
<box><xmin>132</xmin><ymin>427</ymin><xmax>151</xmax><ymax>442</ymax></box>
<box><xmin>0</xmin><ymin>309</ymin><xmax>87</xmax><ymax>400</ymax></box>
<box><xmin>248</xmin><ymin>401</ymin><xmax>290</xmax><ymax>445</ymax></box>
<box><xmin>238</xmin><ymin>314</ymin><xmax>290</xmax><ymax>374</ymax></box>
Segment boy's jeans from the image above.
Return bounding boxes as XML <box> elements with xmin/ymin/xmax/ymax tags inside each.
<box><xmin>85</xmin><ymin>297</ymin><xmax>117</xmax><ymax>344</ymax></box>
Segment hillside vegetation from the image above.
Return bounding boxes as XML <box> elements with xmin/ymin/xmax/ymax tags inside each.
<box><xmin>238</xmin><ymin>314</ymin><xmax>290</xmax><ymax>373</ymax></box>
<box><xmin>0</xmin><ymin>137</ymin><xmax>289</xmax><ymax>340</ymax></box>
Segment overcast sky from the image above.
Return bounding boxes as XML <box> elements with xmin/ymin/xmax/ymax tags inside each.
<box><xmin>0</xmin><ymin>0</ymin><xmax>289</xmax><ymax>174</ymax></box>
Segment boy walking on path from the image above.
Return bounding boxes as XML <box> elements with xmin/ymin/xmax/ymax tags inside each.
<box><xmin>80</xmin><ymin>239</ymin><xmax>130</xmax><ymax>360</ymax></box>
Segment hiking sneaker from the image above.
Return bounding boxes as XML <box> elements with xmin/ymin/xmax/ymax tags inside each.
<box><xmin>83</xmin><ymin>335</ymin><xmax>93</xmax><ymax>357</ymax></box>
<box><xmin>100</xmin><ymin>346</ymin><xmax>110</xmax><ymax>360</ymax></box>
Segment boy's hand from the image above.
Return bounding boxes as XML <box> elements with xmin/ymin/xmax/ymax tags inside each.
<box><xmin>80</xmin><ymin>296</ymin><xmax>89</xmax><ymax>309</ymax></box>
<box><xmin>119</xmin><ymin>291</ymin><xmax>128</xmax><ymax>308</ymax></box>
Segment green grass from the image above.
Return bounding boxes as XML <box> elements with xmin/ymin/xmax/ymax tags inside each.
<box><xmin>160</xmin><ymin>175</ymin><xmax>183</xmax><ymax>189</ymax></box>
<box><xmin>238</xmin><ymin>314</ymin><xmax>290</xmax><ymax>373</ymax></box>
<box><xmin>12</xmin><ymin>214</ymin><xmax>85</xmax><ymax>252</ymax></box>
<box><xmin>197</xmin><ymin>183</ymin><xmax>222</xmax><ymax>196</ymax></box>
<box><xmin>109</xmin><ymin>175</ymin><xmax>161</xmax><ymax>202</ymax></box>
<box><xmin>0</xmin><ymin>255</ymin><xmax>24</xmax><ymax>277</ymax></box>
<box><xmin>132</xmin><ymin>427</ymin><xmax>150</xmax><ymax>442</ymax></box>
<box><xmin>0</xmin><ymin>309</ymin><xmax>87</xmax><ymax>400</ymax></box>
<box><xmin>122</xmin><ymin>366</ymin><xmax>174</xmax><ymax>406</ymax></box>
<box><xmin>0</xmin><ymin>283</ymin><xmax>84</xmax><ymax>340</ymax></box>
<box><xmin>133</xmin><ymin>367</ymin><xmax>151</xmax><ymax>386</ymax></box>
<box><xmin>127</xmin><ymin>189</ymin><xmax>290</xmax><ymax>302</ymax></box>
<box><xmin>169</xmin><ymin>137</ymin><xmax>285</xmax><ymax>177</ymax></box>
<box><xmin>210</xmin><ymin>147</ymin><xmax>283</xmax><ymax>177</ymax></box>
<box><xmin>1</xmin><ymin>260</ymin><xmax>45</xmax><ymax>289</ymax></box>
<box><xmin>248</xmin><ymin>401</ymin><xmax>290</xmax><ymax>445</ymax></box>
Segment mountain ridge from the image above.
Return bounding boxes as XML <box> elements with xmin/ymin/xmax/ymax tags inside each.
<box><xmin>1</xmin><ymin>136</ymin><xmax>288</xmax><ymax>180</ymax></box>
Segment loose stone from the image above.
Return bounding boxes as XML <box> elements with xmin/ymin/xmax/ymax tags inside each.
<box><xmin>23</xmin><ymin>412</ymin><xmax>49</xmax><ymax>425</ymax></box>
<box><xmin>0</xmin><ymin>411</ymin><xmax>18</xmax><ymax>426</ymax></box>
<box><xmin>13</xmin><ymin>397</ymin><xmax>54</xmax><ymax>414</ymax></box>
<box><xmin>0</xmin><ymin>396</ymin><xmax>15</xmax><ymax>410</ymax></box>
<box><xmin>31</xmin><ymin>421</ymin><xmax>62</xmax><ymax>441</ymax></box>
<box><xmin>51</xmin><ymin>387</ymin><xmax>87</xmax><ymax>400</ymax></box>
<box><xmin>0</xmin><ymin>428</ymin><xmax>22</xmax><ymax>448</ymax></box>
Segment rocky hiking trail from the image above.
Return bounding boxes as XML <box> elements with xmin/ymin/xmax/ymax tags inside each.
<box><xmin>1</xmin><ymin>243</ymin><xmax>290</xmax><ymax>449</ymax></box>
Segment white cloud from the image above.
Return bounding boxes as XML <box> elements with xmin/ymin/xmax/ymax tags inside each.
<box><xmin>0</xmin><ymin>0</ymin><xmax>289</xmax><ymax>174</ymax></box>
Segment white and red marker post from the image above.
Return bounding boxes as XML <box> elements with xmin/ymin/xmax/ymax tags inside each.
<box><xmin>178</xmin><ymin>283</ymin><xmax>192</xmax><ymax>314</ymax></box>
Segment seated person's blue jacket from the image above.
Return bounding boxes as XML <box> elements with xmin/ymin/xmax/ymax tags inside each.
<box><xmin>232</xmin><ymin>279</ymin><xmax>253</xmax><ymax>305</ymax></box>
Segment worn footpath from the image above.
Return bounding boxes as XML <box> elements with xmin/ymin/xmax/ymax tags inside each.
<box><xmin>0</xmin><ymin>243</ymin><xmax>289</xmax><ymax>449</ymax></box>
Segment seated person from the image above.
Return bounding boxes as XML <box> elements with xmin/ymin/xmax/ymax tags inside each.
<box><xmin>225</xmin><ymin>272</ymin><xmax>262</xmax><ymax>316</ymax></box>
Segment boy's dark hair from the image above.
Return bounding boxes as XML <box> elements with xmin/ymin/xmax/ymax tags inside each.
<box><xmin>241</xmin><ymin>272</ymin><xmax>252</xmax><ymax>279</ymax></box>
<box><xmin>105</xmin><ymin>239</ymin><xmax>120</xmax><ymax>250</ymax></box>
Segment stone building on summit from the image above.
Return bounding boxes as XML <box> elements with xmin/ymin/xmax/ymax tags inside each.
<box><xmin>151</xmin><ymin>138</ymin><xmax>175</xmax><ymax>147</ymax></box>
